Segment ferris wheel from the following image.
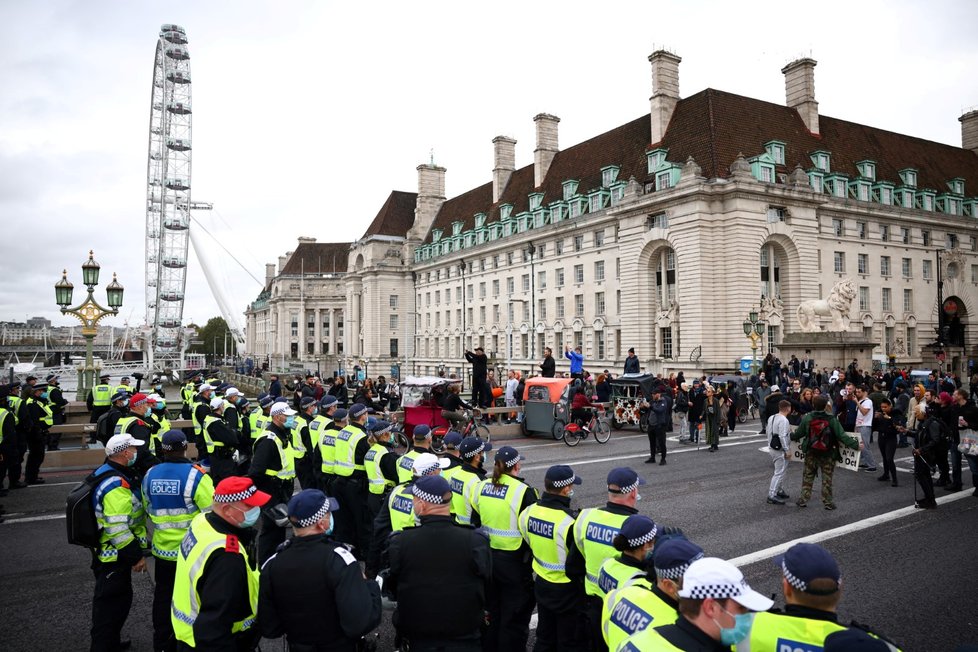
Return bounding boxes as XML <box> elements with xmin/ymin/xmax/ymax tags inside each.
<box><xmin>145</xmin><ymin>24</ymin><xmax>193</xmax><ymax>367</ymax></box>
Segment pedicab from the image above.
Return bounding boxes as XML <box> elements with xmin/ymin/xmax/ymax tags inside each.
<box><xmin>608</xmin><ymin>373</ymin><xmax>659</xmax><ymax>431</ymax></box>
<box><xmin>520</xmin><ymin>377</ymin><xmax>574</xmax><ymax>439</ymax></box>
<box><xmin>398</xmin><ymin>375</ymin><xmax>461</xmax><ymax>437</ymax></box>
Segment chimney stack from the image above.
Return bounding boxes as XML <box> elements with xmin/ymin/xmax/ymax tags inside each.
<box><xmin>277</xmin><ymin>255</ymin><xmax>288</xmax><ymax>274</ymax></box>
<box><xmin>407</xmin><ymin>163</ymin><xmax>447</xmax><ymax>241</ymax></box>
<box><xmin>782</xmin><ymin>58</ymin><xmax>819</xmax><ymax>135</ymax></box>
<box><xmin>961</xmin><ymin>109</ymin><xmax>978</xmax><ymax>156</ymax></box>
<box><xmin>492</xmin><ymin>136</ymin><xmax>517</xmax><ymax>203</ymax></box>
<box><xmin>533</xmin><ymin>113</ymin><xmax>560</xmax><ymax>187</ymax></box>
<box><xmin>649</xmin><ymin>50</ymin><xmax>681</xmax><ymax>144</ymax></box>
<box><xmin>265</xmin><ymin>263</ymin><xmax>276</xmax><ymax>285</ymax></box>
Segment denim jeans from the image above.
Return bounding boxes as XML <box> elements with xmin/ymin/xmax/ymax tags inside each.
<box><xmin>857</xmin><ymin>426</ymin><xmax>877</xmax><ymax>468</ymax></box>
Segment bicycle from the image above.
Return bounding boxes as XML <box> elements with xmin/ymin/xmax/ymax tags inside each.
<box><xmin>560</xmin><ymin>407</ymin><xmax>611</xmax><ymax>447</ymax></box>
<box><xmin>738</xmin><ymin>390</ymin><xmax>759</xmax><ymax>423</ymax></box>
<box><xmin>431</xmin><ymin>409</ymin><xmax>490</xmax><ymax>453</ymax></box>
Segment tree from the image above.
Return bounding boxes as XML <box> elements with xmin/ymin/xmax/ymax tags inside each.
<box><xmin>189</xmin><ymin>316</ymin><xmax>231</xmax><ymax>357</ymax></box>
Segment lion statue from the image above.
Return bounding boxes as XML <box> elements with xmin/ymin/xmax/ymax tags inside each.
<box><xmin>796</xmin><ymin>279</ymin><xmax>857</xmax><ymax>332</ymax></box>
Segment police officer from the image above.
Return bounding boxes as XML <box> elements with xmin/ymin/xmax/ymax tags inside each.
<box><xmin>593</xmin><ymin>515</ymin><xmax>658</xmax><ymax>601</ymax></box>
<box><xmin>444</xmin><ymin>435</ymin><xmax>490</xmax><ymax>526</ymax></box>
<box><xmin>23</xmin><ymin>383</ymin><xmax>53</xmax><ymax>484</ymax></box>
<box><xmin>3</xmin><ymin>383</ymin><xmax>28</xmax><ymax>489</ymax></box>
<box><xmin>386</xmin><ymin>474</ymin><xmax>492</xmax><ymax>651</ymax></box>
<box><xmin>88</xmin><ymin>373</ymin><xmax>114</xmax><ymax>424</ymax></box>
<box><xmin>0</xmin><ymin>385</ymin><xmax>15</xmax><ymax>500</ymax></box>
<box><xmin>114</xmin><ymin>393</ymin><xmax>161</xmax><ymax>477</ymax></box>
<box><xmin>45</xmin><ymin>374</ymin><xmax>68</xmax><ymax>449</ymax></box>
<box><xmin>192</xmin><ymin>383</ymin><xmax>216</xmax><ymax>452</ymax></box>
<box><xmin>317</xmin><ymin>406</ymin><xmax>345</xmax><ymax>492</ymax></box>
<box><xmin>396</xmin><ymin>424</ymin><xmax>434</xmax><ymax>483</ymax></box>
<box><xmin>91</xmin><ymin>434</ymin><xmax>150</xmax><ymax>651</ymax></box>
<box><xmin>439</xmin><ymin>430</ymin><xmax>464</xmax><ymax>469</ymax></box>
<box><xmin>248</xmin><ymin>395</ymin><xmax>274</xmax><ymax>445</ymax></box>
<box><xmin>622</xmin><ymin>557</ymin><xmax>773</xmax><ymax>650</ymax></box>
<box><xmin>222</xmin><ymin>388</ymin><xmax>244</xmax><ymax>437</ymax></box>
<box><xmin>248</xmin><ymin>402</ymin><xmax>297</xmax><ymax>564</ymax></box>
<box><xmin>307</xmin><ymin>394</ymin><xmax>336</xmax><ymax>484</ymax></box>
<box><xmin>180</xmin><ymin>372</ymin><xmax>201</xmax><ymax>420</ymax></box>
<box><xmin>115</xmin><ymin>377</ymin><xmax>134</xmax><ymax>396</ymax></box>
<box><xmin>146</xmin><ymin>393</ymin><xmax>172</xmax><ymax>457</ymax></box>
<box><xmin>258</xmin><ymin>489</ymin><xmax>383</xmax><ymax>651</ymax></box>
<box><xmin>142</xmin><ymin>430</ymin><xmax>215</xmax><ymax>652</ymax></box>
<box><xmin>171</xmin><ymin>476</ymin><xmax>268</xmax><ymax>651</ymax></box>
<box><xmin>202</xmin><ymin>397</ymin><xmax>239</xmax><ymax>483</ymax></box>
<box><xmin>740</xmin><ymin>543</ymin><xmax>896</xmax><ymax>651</ymax></box>
<box><xmin>332</xmin><ymin>402</ymin><xmax>371</xmax><ymax>556</ymax></box>
<box><xmin>364</xmin><ymin>419</ymin><xmax>400</xmax><ymax>518</ymax></box>
<box><xmin>601</xmin><ymin>538</ymin><xmax>703</xmax><ymax>650</ymax></box>
<box><xmin>293</xmin><ymin>397</ymin><xmax>318</xmax><ymax>489</ymax></box>
<box><xmin>518</xmin><ymin>464</ymin><xmax>586</xmax><ymax>652</ymax></box>
<box><xmin>470</xmin><ymin>445</ymin><xmax>537</xmax><ymax>652</ymax></box>
<box><xmin>97</xmin><ymin>391</ymin><xmax>130</xmax><ymax>446</ymax></box>
<box><xmin>574</xmin><ymin>467</ymin><xmax>646</xmax><ymax>649</ymax></box>
<box><xmin>367</xmin><ymin>452</ymin><xmax>449</xmax><ymax>579</ymax></box>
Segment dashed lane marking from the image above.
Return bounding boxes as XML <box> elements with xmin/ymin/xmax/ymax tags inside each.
<box><xmin>1</xmin><ymin>513</ymin><xmax>66</xmax><ymax>525</ymax></box>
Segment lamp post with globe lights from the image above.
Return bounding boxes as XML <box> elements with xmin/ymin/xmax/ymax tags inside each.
<box><xmin>54</xmin><ymin>251</ymin><xmax>124</xmax><ymax>397</ymax></box>
<box><xmin>743</xmin><ymin>309</ymin><xmax>765</xmax><ymax>377</ymax></box>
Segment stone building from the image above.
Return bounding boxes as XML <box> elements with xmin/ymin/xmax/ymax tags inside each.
<box><xmin>248</xmin><ymin>51</ymin><xmax>978</xmax><ymax>381</ymax></box>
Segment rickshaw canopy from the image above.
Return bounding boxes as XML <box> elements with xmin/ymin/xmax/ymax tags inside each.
<box><xmin>523</xmin><ymin>376</ymin><xmax>574</xmax><ymax>403</ymax></box>
<box><xmin>609</xmin><ymin>373</ymin><xmax>660</xmax><ymax>397</ymax></box>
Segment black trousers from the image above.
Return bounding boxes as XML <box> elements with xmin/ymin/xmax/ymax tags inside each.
<box><xmin>472</xmin><ymin>378</ymin><xmax>492</xmax><ymax>408</ymax></box>
<box><xmin>295</xmin><ymin>456</ymin><xmax>316</xmax><ymax>490</ymax></box>
<box><xmin>484</xmin><ymin>550</ymin><xmax>535</xmax><ymax>652</ymax></box>
<box><xmin>879</xmin><ymin>435</ymin><xmax>898</xmax><ymax>481</ymax></box>
<box><xmin>90</xmin><ymin>560</ymin><xmax>133</xmax><ymax>652</ymax></box>
<box><xmin>25</xmin><ymin>429</ymin><xmax>47</xmax><ymax>481</ymax></box>
<box><xmin>584</xmin><ymin>595</ymin><xmax>608</xmax><ymax>652</ymax></box>
<box><xmin>915</xmin><ymin>456</ymin><xmax>935</xmax><ymax>502</ymax></box>
<box><xmin>208</xmin><ymin>454</ymin><xmax>237</xmax><ymax>485</ymax></box>
<box><xmin>0</xmin><ymin>434</ymin><xmax>20</xmax><ymax>487</ymax></box>
<box><xmin>934</xmin><ymin>443</ymin><xmax>951</xmax><ymax>483</ymax></box>
<box><xmin>332</xmin><ymin>476</ymin><xmax>370</xmax><ymax>559</ymax></box>
<box><xmin>649</xmin><ymin>425</ymin><xmax>667</xmax><ymax>460</ymax></box>
<box><xmin>152</xmin><ymin>558</ymin><xmax>178</xmax><ymax>652</ymax></box>
<box><xmin>534</xmin><ymin>602</ymin><xmax>586</xmax><ymax>652</ymax></box>
<box><xmin>257</xmin><ymin>511</ymin><xmax>287</xmax><ymax>566</ymax></box>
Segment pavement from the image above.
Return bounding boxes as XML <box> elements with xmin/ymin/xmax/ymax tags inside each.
<box><xmin>2</xmin><ymin>418</ymin><xmax>976</xmax><ymax>651</ymax></box>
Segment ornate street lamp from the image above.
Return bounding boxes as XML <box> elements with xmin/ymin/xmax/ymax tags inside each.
<box><xmin>55</xmin><ymin>251</ymin><xmax>124</xmax><ymax>400</ymax></box>
<box><xmin>743</xmin><ymin>309</ymin><xmax>765</xmax><ymax>377</ymax></box>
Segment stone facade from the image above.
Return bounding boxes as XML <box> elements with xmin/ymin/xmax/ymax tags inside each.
<box><xmin>246</xmin><ymin>52</ymin><xmax>978</xmax><ymax>382</ymax></box>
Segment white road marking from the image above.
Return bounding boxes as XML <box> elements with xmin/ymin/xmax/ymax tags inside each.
<box><xmin>28</xmin><ymin>481</ymin><xmax>76</xmax><ymax>488</ymax></box>
<box><xmin>1</xmin><ymin>513</ymin><xmax>66</xmax><ymax>524</ymax></box>
<box><xmin>728</xmin><ymin>489</ymin><xmax>974</xmax><ymax>568</ymax></box>
<box><xmin>520</xmin><ymin>435</ymin><xmax>768</xmax><ymax>472</ymax></box>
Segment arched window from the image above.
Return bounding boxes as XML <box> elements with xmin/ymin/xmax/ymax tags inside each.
<box><xmin>760</xmin><ymin>244</ymin><xmax>781</xmax><ymax>300</ymax></box>
<box><xmin>653</xmin><ymin>248</ymin><xmax>677</xmax><ymax>309</ymax></box>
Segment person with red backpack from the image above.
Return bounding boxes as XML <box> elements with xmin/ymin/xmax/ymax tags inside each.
<box><xmin>790</xmin><ymin>395</ymin><xmax>863</xmax><ymax>510</ymax></box>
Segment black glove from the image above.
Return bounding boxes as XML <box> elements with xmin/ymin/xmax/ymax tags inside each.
<box><xmin>657</xmin><ymin>526</ymin><xmax>686</xmax><ymax>543</ymax></box>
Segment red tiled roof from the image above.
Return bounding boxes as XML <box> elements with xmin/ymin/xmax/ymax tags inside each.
<box><xmin>418</xmin><ymin>87</ymin><xmax>978</xmax><ymax>245</ymax></box>
<box><xmin>279</xmin><ymin>242</ymin><xmax>350</xmax><ymax>275</ymax></box>
<box><xmin>362</xmin><ymin>190</ymin><xmax>418</xmax><ymax>238</ymax></box>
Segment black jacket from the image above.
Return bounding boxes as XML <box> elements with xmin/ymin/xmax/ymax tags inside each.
<box><xmin>540</xmin><ymin>355</ymin><xmax>556</xmax><ymax>378</ymax></box>
<box><xmin>258</xmin><ymin>533</ymin><xmax>382</xmax><ymax>651</ymax></box>
<box><xmin>465</xmin><ymin>351</ymin><xmax>489</xmax><ymax>380</ymax></box>
<box><xmin>624</xmin><ymin>356</ymin><xmax>640</xmax><ymax>374</ymax></box>
<box><xmin>387</xmin><ymin>514</ymin><xmax>491</xmax><ymax>642</ymax></box>
<box><xmin>249</xmin><ymin>423</ymin><xmax>295</xmax><ymax>504</ymax></box>
<box><xmin>193</xmin><ymin>512</ymin><xmax>260</xmax><ymax>652</ymax></box>
<box><xmin>655</xmin><ymin>615</ymin><xmax>730</xmax><ymax>651</ymax></box>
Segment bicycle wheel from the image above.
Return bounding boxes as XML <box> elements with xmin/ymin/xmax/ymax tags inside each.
<box><xmin>563</xmin><ymin>426</ymin><xmax>582</xmax><ymax>447</ymax></box>
<box><xmin>594</xmin><ymin>420</ymin><xmax>611</xmax><ymax>444</ymax></box>
<box><xmin>391</xmin><ymin>430</ymin><xmax>409</xmax><ymax>455</ymax></box>
<box><xmin>551</xmin><ymin>420</ymin><xmax>566</xmax><ymax>441</ymax></box>
<box><xmin>638</xmin><ymin>413</ymin><xmax>649</xmax><ymax>433</ymax></box>
<box><xmin>430</xmin><ymin>435</ymin><xmax>446</xmax><ymax>454</ymax></box>
<box><xmin>475</xmin><ymin>423</ymin><xmax>491</xmax><ymax>444</ymax></box>
<box><xmin>738</xmin><ymin>410</ymin><xmax>748</xmax><ymax>424</ymax></box>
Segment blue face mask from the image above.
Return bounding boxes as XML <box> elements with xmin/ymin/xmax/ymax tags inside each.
<box><xmin>284</xmin><ymin>416</ymin><xmax>297</xmax><ymax>430</ymax></box>
<box><xmin>644</xmin><ymin>547</ymin><xmax>655</xmax><ymax>562</ymax></box>
<box><xmin>41</xmin><ymin>392</ymin><xmax>49</xmax><ymax>400</ymax></box>
<box><xmin>126</xmin><ymin>450</ymin><xmax>137</xmax><ymax>467</ymax></box>
<box><xmin>310</xmin><ymin>408</ymin><xmax>318</xmax><ymax>417</ymax></box>
<box><xmin>239</xmin><ymin>506</ymin><xmax>261</xmax><ymax>528</ymax></box>
<box><xmin>715</xmin><ymin>608</ymin><xmax>754</xmax><ymax>646</ymax></box>
<box><xmin>324</xmin><ymin>517</ymin><xmax>334</xmax><ymax>536</ymax></box>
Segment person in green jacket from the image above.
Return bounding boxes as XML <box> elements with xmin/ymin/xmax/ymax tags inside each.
<box><xmin>791</xmin><ymin>395</ymin><xmax>863</xmax><ymax>510</ymax></box>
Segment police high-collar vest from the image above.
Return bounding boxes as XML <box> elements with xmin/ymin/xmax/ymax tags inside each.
<box><xmin>442</xmin><ymin>463</ymin><xmax>484</xmax><ymax>526</ymax></box>
<box><xmin>396</xmin><ymin>448</ymin><xmax>424</xmax><ymax>484</ymax></box>
<box><xmin>259</xmin><ymin>431</ymin><xmax>296</xmax><ymax>480</ymax></box>
<box><xmin>27</xmin><ymin>397</ymin><xmax>53</xmax><ymax>426</ymax></box>
<box><xmin>142</xmin><ymin>460</ymin><xmax>212</xmax><ymax>559</ymax></box>
<box><xmin>595</xmin><ymin>553</ymin><xmax>646</xmax><ymax>597</ymax></box>
<box><xmin>387</xmin><ymin>483</ymin><xmax>417</xmax><ymax>532</ymax></box>
<box><xmin>171</xmin><ymin>512</ymin><xmax>259</xmax><ymax>646</ymax></box>
<box><xmin>333</xmin><ymin>422</ymin><xmax>366</xmax><ymax>476</ymax></box>
<box><xmin>365</xmin><ymin>443</ymin><xmax>395</xmax><ymax>495</ymax></box>
<box><xmin>602</xmin><ymin>579</ymin><xmax>679</xmax><ymax>651</ymax></box>
<box><xmin>91</xmin><ymin>384</ymin><xmax>113</xmax><ymax>407</ymax></box>
<box><xmin>518</xmin><ymin>495</ymin><xmax>576</xmax><ymax>584</ymax></box>
<box><xmin>574</xmin><ymin>504</ymin><xmax>636</xmax><ymax>596</ymax></box>
<box><xmin>740</xmin><ymin>608</ymin><xmax>846</xmax><ymax>652</ymax></box>
<box><xmin>202</xmin><ymin>415</ymin><xmax>228</xmax><ymax>454</ymax></box>
<box><xmin>471</xmin><ymin>473</ymin><xmax>530</xmax><ymax>550</ymax></box>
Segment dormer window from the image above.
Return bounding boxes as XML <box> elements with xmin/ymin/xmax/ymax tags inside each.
<box><xmin>431</xmin><ymin>228</ymin><xmax>443</xmax><ymax>242</ymax></box>
<box><xmin>499</xmin><ymin>203</ymin><xmax>513</xmax><ymax>220</ymax></box>
<box><xmin>857</xmin><ymin>160</ymin><xmax>876</xmax><ymax>181</ymax></box>
<box><xmin>811</xmin><ymin>151</ymin><xmax>831</xmax><ymax>172</ymax></box>
<box><xmin>749</xmin><ymin>153</ymin><xmax>776</xmax><ymax>183</ymax></box>
<box><xmin>826</xmin><ymin>173</ymin><xmax>848</xmax><ymax>198</ymax></box>
<box><xmin>451</xmin><ymin>220</ymin><xmax>463</xmax><ymax>236</ymax></box>
<box><xmin>765</xmin><ymin>141</ymin><xmax>786</xmax><ymax>165</ymax></box>
<box><xmin>900</xmin><ymin>168</ymin><xmax>917</xmax><ymax>188</ymax></box>
<box><xmin>528</xmin><ymin>192</ymin><xmax>544</xmax><ymax>211</ymax></box>
<box><xmin>938</xmin><ymin>194</ymin><xmax>961</xmax><ymax>216</ymax></box>
<box><xmin>601</xmin><ymin>165</ymin><xmax>620</xmax><ymax>187</ymax></box>
<box><xmin>849</xmin><ymin>179</ymin><xmax>871</xmax><ymax>202</ymax></box>
<box><xmin>656</xmin><ymin>170</ymin><xmax>675</xmax><ymax>190</ymax></box>
<box><xmin>474</xmin><ymin>212</ymin><xmax>487</xmax><ymax>229</ymax></box>
<box><xmin>647</xmin><ymin>148</ymin><xmax>669</xmax><ymax>173</ymax></box>
<box><xmin>808</xmin><ymin>170</ymin><xmax>824</xmax><ymax>193</ymax></box>
<box><xmin>609</xmin><ymin>183</ymin><xmax>626</xmax><ymax>206</ymax></box>
<box><xmin>915</xmin><ymin>190</ymin><xmax>935</xmax><ymax>211</ymax></box>
<box><xmin>588</xmin><ymin>190</ymin><xmax>608</xmax><ymax>213</ymax></box>
<box><xmin>550</xmin><ymin>202</ymin><xmax>566</xmax><ymax>222</ymax></box>
<box><xmin>562</xmin><ymin>180</ymin><xmax>579</xmax><ymax>201</ymax></box>
<box><xmin>949</xmin><ymin>178</ymin><xmax>965</xmax><ymax>195</ymax></box>
<box><xmin>873</xmin><ymin>182</ymin><xmax>894</xmax><ymax>206</ymax></box>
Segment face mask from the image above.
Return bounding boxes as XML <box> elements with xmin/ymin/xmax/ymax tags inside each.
<box><xmin>714</xmin><ymin>607</ymin><xmax>754</xmax><ymax>646</ymax></box>
<box><xmin>122</xmin><ymin>399</ymin><xmax>130</xmax><ymax>408</ymax></box>
<box><xmin>311</xmin><ymin>408</ymin><xmax>319</xmax><ymax>417</ymax></box>
<box><xmin>323</xmin><ymin>518</ymin><xmax>334</xmax><ymax>536</ymax></box>
<box><xmin>239</xmin><ymin>506</ymin><xmax>260</xmax><ymax>528</ymax></box>
<box><xmin>41</xmin><ymin>392</ymin><xmax>49</xmax><ymax>400</ymax></box>
<box><xmin>126</xmin><ymin>450</ymin><xmax>138</xmax><ymax>467</ymax></box>
<box><xmin>284</xmin><ymin>416</ymin><xmax>297</xmax><ymax>429</ymax></box>
<box><xmin>636</xmin><ymin>493</ymin><xmax>643</xmax><ymax>502</ymax></box>
<box><xmin>568</xmin><ymin>489</ymin><xmax>575</xmax><ymax>498</ymax></box>
<box><xmin>643</xmin><ymin>547</ymin><xmax>655</xmax><ymax>562</ymax></box>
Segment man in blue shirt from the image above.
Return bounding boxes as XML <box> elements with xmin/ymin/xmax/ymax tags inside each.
<box><xmin>565</xmin><ymin>346</ymin><xmax>584</xmax><ymax>381</ymax></box>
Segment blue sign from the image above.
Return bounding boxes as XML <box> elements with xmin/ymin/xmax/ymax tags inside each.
<box><xmin>739</xmin><ymin>356</ymin><xmax>753</xmax><ymax>373</ymax></box>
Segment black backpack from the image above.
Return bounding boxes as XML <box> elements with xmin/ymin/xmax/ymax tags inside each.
<box><xmin>66</xmin><ymin>468</ymin><xmax>120</xmax><ymax>548</ymax></box>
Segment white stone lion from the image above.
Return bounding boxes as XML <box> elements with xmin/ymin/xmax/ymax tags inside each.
<box><xmin>796</xmin><ymin>279</ymin><xmax>857</xmax><ymax>332</ymax></box>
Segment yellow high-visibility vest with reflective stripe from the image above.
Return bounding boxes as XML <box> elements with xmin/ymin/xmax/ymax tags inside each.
<box><xmin>471</xmin><ymin>474</ymin><xmax>530</xmax><ymax>549</ymax></box>
<box><xmin>518</xmin><ymin>501</ymin><xmax>576</xmax><ymax>584</ymax></box>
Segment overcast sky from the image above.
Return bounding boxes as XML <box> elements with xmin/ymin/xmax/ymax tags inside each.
<box><xmin>2</xmin><ymin>0</ymin><xmax>976</xmax><ymax>336</ymax></box>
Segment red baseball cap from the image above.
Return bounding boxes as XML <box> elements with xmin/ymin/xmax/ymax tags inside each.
<box><xmin>130</xmin><ymin>393</ymin><xmax>156</xmax><ymax>408</ymax></box>
<box><xmin>213</xmin><ymin>476</ymin><xmax>271</xmax><ymax>507</ymax></box>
